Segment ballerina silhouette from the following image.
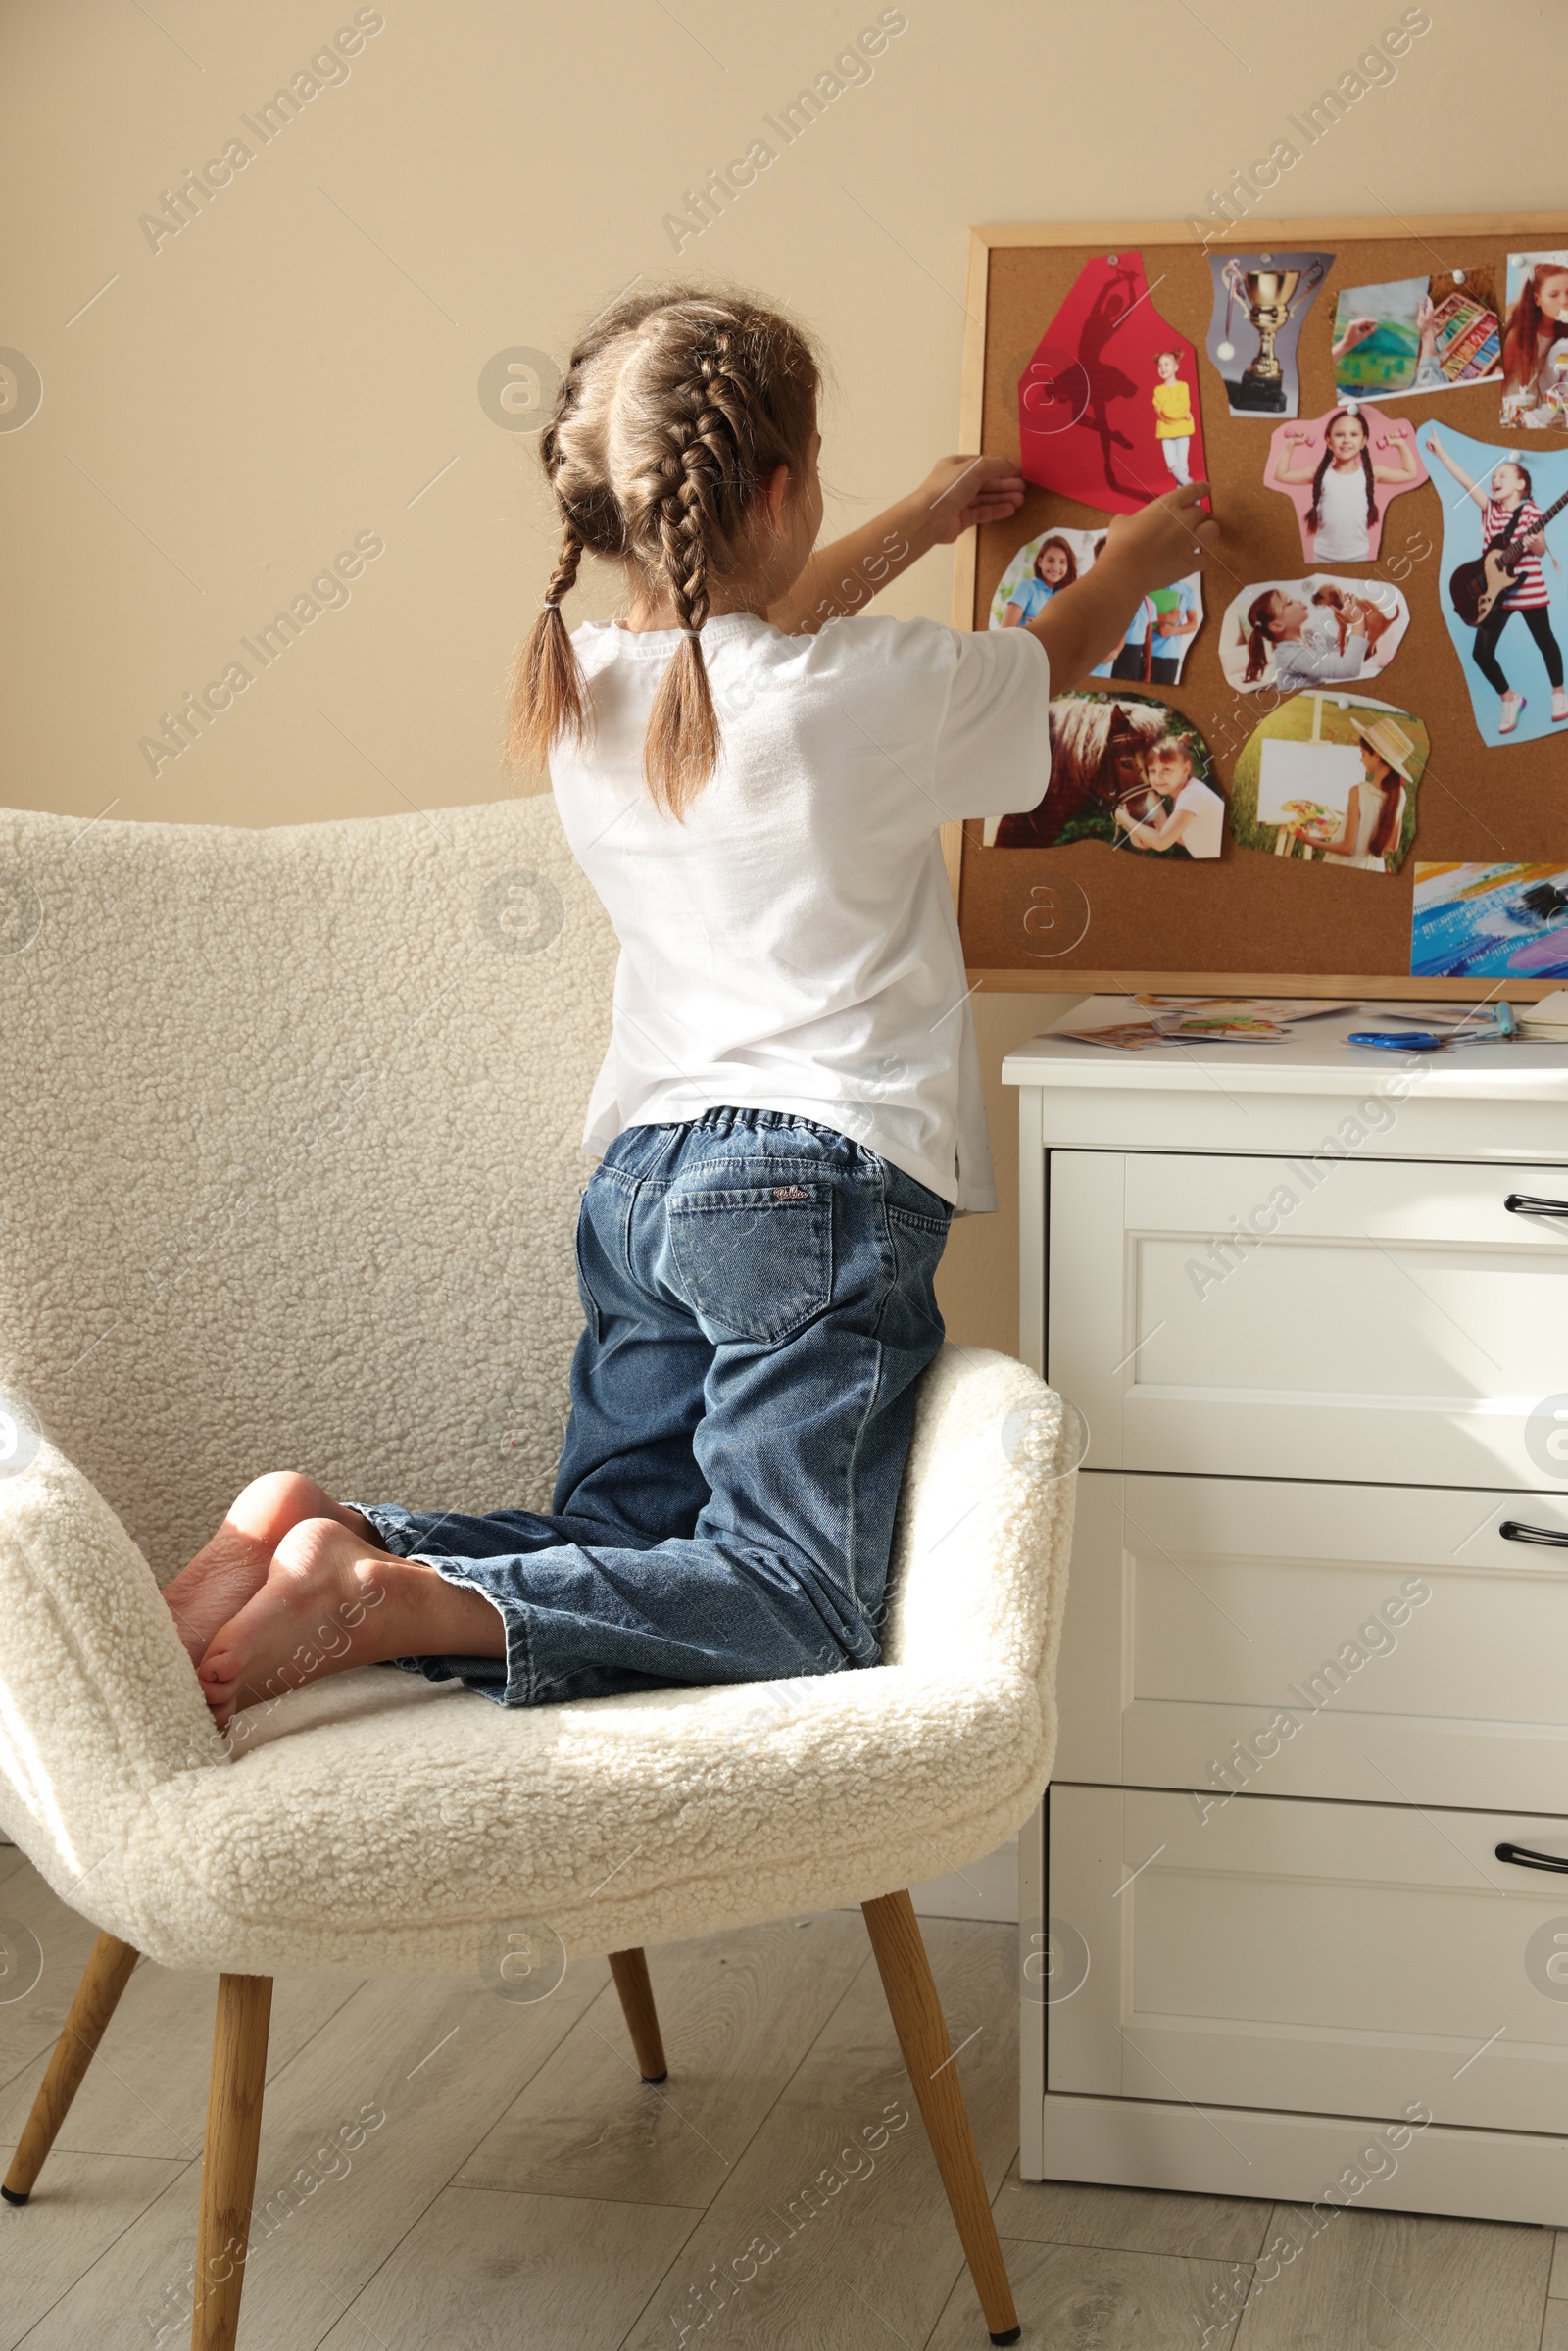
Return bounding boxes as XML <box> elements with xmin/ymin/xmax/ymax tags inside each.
<box><xmin>1076</xmin><ymin>266</ymin><xmax>1142</xmax><ymax>498</ymax></box>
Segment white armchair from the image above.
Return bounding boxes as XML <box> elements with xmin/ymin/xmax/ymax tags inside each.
<box><xmin>0</xmin><ymin>797</ymin><xmax>1074</xmax><ymax>2347</ymax></box>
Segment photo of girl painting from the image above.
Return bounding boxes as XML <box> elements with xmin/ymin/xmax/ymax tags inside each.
<box><xmin>1286</xmin><ymin>712</ymin><xmax>1414</xmax><ymax>870</ymax></box>
<box><xmin>1500</xmin><ymin>257</ymin><xmax>1568</xmax><ymax>429</ymax></box>
<box><xmin>1271</xmin><ymin>406</ymin><xmax>1422</xmax><ymax>563</ymax></box>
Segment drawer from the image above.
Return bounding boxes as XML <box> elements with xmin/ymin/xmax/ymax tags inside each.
<box><xmin>1047</xmin><ymin>1783</ymin><xmax>1568</xmax><ymax>2135</ymax></box>
<box><xmin>1047</xmin><ymin>1149</ymin><xmax>1568</xmax><ymax>1487</ymax></box>
<box><xmin>1056</xmin><ymin>1473</ymin><xmax>1568</xmax><ymax>1811</ymax></box>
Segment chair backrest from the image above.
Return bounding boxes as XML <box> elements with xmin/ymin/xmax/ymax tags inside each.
<box><xmin>0</xmin><ymin>798</ymin><xmax>616</xmax><ymax>1582</ymax></box>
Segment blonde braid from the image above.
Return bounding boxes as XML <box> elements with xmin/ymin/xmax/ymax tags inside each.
<box><xmin>506</xmin><ymin>286</ymin><xmax>819</xmax><ymax>815</ymax></box>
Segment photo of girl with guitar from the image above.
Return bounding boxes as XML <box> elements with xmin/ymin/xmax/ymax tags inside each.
<box><xmin>1426</xmin><ymin>425</ymin><xmax>1568</xmax><ymax>737</ymax></box>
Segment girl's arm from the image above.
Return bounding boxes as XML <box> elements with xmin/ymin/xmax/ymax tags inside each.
<box><xmin>770</xmin><ymin>454</ymin><xmax>1025</xmax><ymax>633</ymax></box>
<box><xmin>1028</xmin><ymin>483</ymin><xmax>1217</xmax><ymax>689</ymax></box>
<box><xmin>1372</xmin><ymin>437</ymin><xmax>1421</xmax><ymax>485</ymax></box>
<box><xmin>1309</xmin><ymin>785</ymin><xmax>1359</xmax><ymax>857</ymax></box>
<box><xmin>1271</xmin><ymin>436</ymin><xmax>1318</xmax><ymax>487</ymax></box>
<box><xmin>1000</xmin><ymin>601</ymin><xmax>1026</xmax><ymax>628</ymax></box>
<box><xmin>1424</xmin><ymin>432</ymin><xmax>1485</xmax><ymax>509</ymax></box>
<box><xmin>1118</xmin><ymin>803</ymin><xmax>1191</xmax><ymax>852</ymax></box>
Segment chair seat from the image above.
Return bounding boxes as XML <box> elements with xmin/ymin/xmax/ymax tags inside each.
<box><xmin>0</xmin><ymin>1341</ymin><xmax>1070</xmax><ymax>1981</ymax></box>
<box><xmin>112</xmin><ymin>1650</ymin><xmax>1046</xmax><ymax>1976</ymax></box>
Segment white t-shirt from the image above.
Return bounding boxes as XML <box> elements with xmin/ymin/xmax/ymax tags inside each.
<box><xmin>1173</xmin><ymin>776</ymin><xmax>1224</xmax><ymax>860</ymax></box>
<box><xmin>550</xmin><ymin>612</ymin><xmax>1053</xmax><ymax>1211</ymax></box>
<box><xmin>1310</xmin><ymin>465</ymin><xmax>1372</xmax><ymax>562</ymax></box>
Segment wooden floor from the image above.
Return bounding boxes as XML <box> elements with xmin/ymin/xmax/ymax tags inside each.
<box><xmin>0</xmin><ymin>1842</ymin><xmax>1562</xmax><ymax>2349</ymax></box>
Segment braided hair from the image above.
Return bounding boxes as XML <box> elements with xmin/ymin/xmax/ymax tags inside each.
<box><xmin>1306</xmin><ymin>410</ymin><xmax>1378</xmax><ymax>538</ymax></box>
<box><xmin>508</xmin><ymin>287</ymin><xmax>820</xmax><ymax>818</ymax></box>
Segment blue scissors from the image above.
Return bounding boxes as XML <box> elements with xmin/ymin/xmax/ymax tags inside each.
<box><xmin>1348</xmin><ymin>1030</ymin><xmax>1448</xmax><ymax>1051</ymax></box>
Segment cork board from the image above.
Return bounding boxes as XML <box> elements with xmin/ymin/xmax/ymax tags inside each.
<box><xmin>950</xmin><ymin>215</ymin><xmax>1568</xmax><ymax>997</ymax></box>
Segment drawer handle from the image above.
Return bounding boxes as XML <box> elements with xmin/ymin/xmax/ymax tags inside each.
<box><xmin>1496</xmin><ymin>1841</ymin><xmax>1568</xmax><ymax>1874</ymax></box>
<box><xmin>1499</xmin><ymin>1520</ymin><xmax>1568</xmax><ymax>1548</ymax></box>
<box><xmin>1504</xmin><ymin>1193</ymin><xmax>1568</xmax><ymax>1217</ymax></box>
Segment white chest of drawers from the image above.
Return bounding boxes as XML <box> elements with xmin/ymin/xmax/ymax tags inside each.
<box><xmin>1004</xmin><ymin>999</ymin><xmax>1568</xmax><ymax>2227</ymax></box>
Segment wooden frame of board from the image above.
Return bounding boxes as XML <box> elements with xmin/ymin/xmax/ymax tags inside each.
<box><xmin>949</xmin><ymin>214</ymin><xmax>1568</xmax><ymax>997</ymax></box>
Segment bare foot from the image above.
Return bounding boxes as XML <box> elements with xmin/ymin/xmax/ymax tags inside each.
<box><xmin>162</xmin><ymin>1472</ymin><xmax>374</xmax><ymax>1666</ymax></box>
<box><xmin>195</xmin><ymin>1517</ymin><xmax>506</xmax><ymax>1729</ymax></box>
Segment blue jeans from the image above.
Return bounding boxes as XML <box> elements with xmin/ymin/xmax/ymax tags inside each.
<box><xmin>345</xmin><ymin>1108</ymin><xmax>953</xmax><ymax>1707</ymax></box>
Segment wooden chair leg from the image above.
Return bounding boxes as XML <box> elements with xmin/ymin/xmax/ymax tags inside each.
<box><xmin>861</xmin><ymin>1890</ymin><xmax>1020</xmax><ymax>2347</ymax></box>
<box><xmin>2</xmin><ymin>1930</ymin><xmax>140</xmax><ymax>2204</ymax></box>
<box><xmin>608</xmin><ymin>1946</ymin><xmax>667</xmax><ymax>2082</ymax></box>
<box><xmin>191</xmin><ymin>1973</ymin><xmax>272</xmax><ymax>2351</ymax></box>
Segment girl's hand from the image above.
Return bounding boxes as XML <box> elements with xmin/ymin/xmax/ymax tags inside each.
<box><xmin>1424</xmin><ymin>432</ymin><xmax>1440</xmax><ymax>454</ymax></box>
<box><xmin>1332</xmin><ymin>316</ymin><xmax>1378</xmax><ymax>359</ymax></box>
<box><xmin>1103</xmin><ymin>481</ymin><xmax>1218</xmax><ymax>592</ymax></box>
<box><xmin>1527</xmin><ymin>530</ymin><xmax>1547</xmax><ymax>558</ymax></box>
<box><xmin>917</xmin><ymin>454</ymin><xmax>1026</xmax><ymax>544</ymax></box>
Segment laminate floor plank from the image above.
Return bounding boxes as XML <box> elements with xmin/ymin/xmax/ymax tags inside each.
<box><xmin>316</xmin><ymin>2184</ymin><xmax>698</xmax><ymax>2351</ymax></box>
<box><xmin>616</xmin><ymin>1915</ymin><xmax>1019</xmax><ymax>2351</ymax></box>
<box><xmin>0</xmin><ymin>2151</ymin><xmax>184</xmax><ymax>2351</ymax></box>
<box><xmin>1231</xmin><ymin>2201</ymin><xmax>1550</xmax><ymax>2351</ymax></box>
<box><xmin>994</xmin><ymin>2162</ymin><xmax>1272</xmax><ymax>2264</ymax></box>
<box><xmin>12</xmin><ymin>1962</ymin><xmax>613</xmax><ymax>2351</ymax></box>
<box><xmin>457</xmin><ymin>1912</ymin><xmax>869</xmax><ymax>2209</ymax></box>
<box><xmin>930</xmin><ymin>2232</ymin><xmax>1247</xmax><ymax>2350</ymax></box>
<box><xmin>0</xmin><ymin>1954</ymin><xmax>364</xmax><ymax>2162</ymax></box>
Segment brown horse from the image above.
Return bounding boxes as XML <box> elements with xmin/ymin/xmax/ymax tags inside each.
<box><xmin>995</xmin><ymin>697</ymin><xmax>1176</xmax><ymax>847</ymax></box>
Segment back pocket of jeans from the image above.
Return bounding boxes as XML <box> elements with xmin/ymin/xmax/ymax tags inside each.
<box><xmin>667</xmin><ymin>1182</ymin><xmax>832</xmax><ymax>1344</ymax></box>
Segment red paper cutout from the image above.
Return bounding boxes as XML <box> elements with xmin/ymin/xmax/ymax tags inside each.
<box><xmin>1019</xmin><ymin>253</ymin><xmax>1207</xmax><ymax>516</ymax></box>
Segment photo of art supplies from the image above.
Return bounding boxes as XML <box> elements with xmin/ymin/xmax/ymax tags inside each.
<box><xmin>1056</xmin><ymin>1014</ymin><xmax>1292</xmax><ymax>1051</ymax></box>
<box><xmin>1499</xmin><ymin>252</ymin><xmax>1568</xmax><ymax>430</ymax></box>
<box><xmin>988</xmin><ymin>526</ymin><xmax>1203</xmax><ymax>683</ymax></box>
<box><xmin>1229</xmin><ymin>692</ymin><xmax>1427</xmax><ymax>873</ymax></box>
<box><xmin>1017</xmin><ymin>251</ymin><xmax>1207</xmax><ymax>515</ymax></box>
<box><xmin>988</xmin><ymin>693</ymin><xmax>1222</xmax><ymax>857</ymax></box>
<box><xmin>1264</xmin><ymin>406</ymin><xmax>1427</xmax><ymax>564</ymax></box>
<box><xmin>1204</xmin><ymin>250</ymin><xmax>1332</xmax><ymax>417</ymax></box>
<box><xmin>1219</xmin><ymin>574</ymin><xmax>1409</xmax><ymax>695</ymax></box>
<box><xmin>1411</xmin><ymin>862</ymin><xmax>1568</xmax><ymax>978</ymax></box>
<box><xmin>1132</xmin><ymin>995</ymin><xmax>1361</xmax><ymax>1022</ymax></box>
<box><xmin>1422</xmin><ymin>421</ymin><xmax>1568</xmax><ymax>748</ymax></box>
<box><xmin>1331</xmin><ymin>267</ymin><xmax>1501</xmax><ymax>402</ymax></box>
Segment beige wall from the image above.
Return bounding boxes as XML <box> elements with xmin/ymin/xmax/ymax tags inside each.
<box><xmin>4</xmin><ymin>0</ymin><xmax>1551</xmax><ymax>1350</ymax></box>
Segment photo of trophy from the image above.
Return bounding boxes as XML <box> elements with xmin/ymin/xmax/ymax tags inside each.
<box><xmin>1218</xmin><ymin>257</ymin><xmax>1328</xmax><ymax>413</ymax></box>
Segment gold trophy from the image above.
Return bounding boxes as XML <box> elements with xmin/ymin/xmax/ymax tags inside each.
<box><xmin>1219</xmin><ymin>258</ymin><xmax>1326</xmax><ymax>413</ymax></box>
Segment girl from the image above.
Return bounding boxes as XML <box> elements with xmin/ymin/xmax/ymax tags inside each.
<box><xmin>1426</xmin><ymin>430</ymin><xmax>1567</xmax><ymax>731</ymax></box>
<box><xmin>1152</xmin><ymin>351</ymin><xmax>1195</xmax><ymax>486</ymax></box>
<box><xmin>1500</xmin><ymin>261</ymin><xmax>1568</xmax><ymax>427</ymax></box>
<box><xmin>1001</xmin><ymin>533</ymin><xmax>1076</xmax><ymax>626</ymax></box>
<box><xmin>162</xmin><ymin>287</ymin><xmax>1214</xmax><ymax>1726</ymax></box>
<box><xmin>1287</xmin><ymin>713</ymin><xmax>1412</xmax><ymax>871</ymax></box>
<box><xmin>1113</xmin><ymin>735</ymin><xmax>1223</xmax><ymax>857</ymax></box>
<box><xmin>1242</xmin><ymin>583</ymin><xmax>1393</xmax><ymax>693</ymax></box>
<box><xmin>1272</xmin><ymin>407</ymin><xmax>1419</xmax><ymax>563</ymax></box>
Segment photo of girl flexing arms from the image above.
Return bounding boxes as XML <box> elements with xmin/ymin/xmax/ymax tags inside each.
<box><xmin>1270</xmin><ymin>407</ymin><xmax>1422</xmax><ymax>563</ymax></box>
<box><xmin>1426</xmin><ymin>429</ymin><xmax>1567</xmax><ymax>731</ymax></box>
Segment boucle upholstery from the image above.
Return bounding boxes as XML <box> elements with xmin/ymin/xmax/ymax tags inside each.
<box><xmin>0</xmin><ymin>797</ymin><xmax>1073</xmax><ymax>1975</ymax></box>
